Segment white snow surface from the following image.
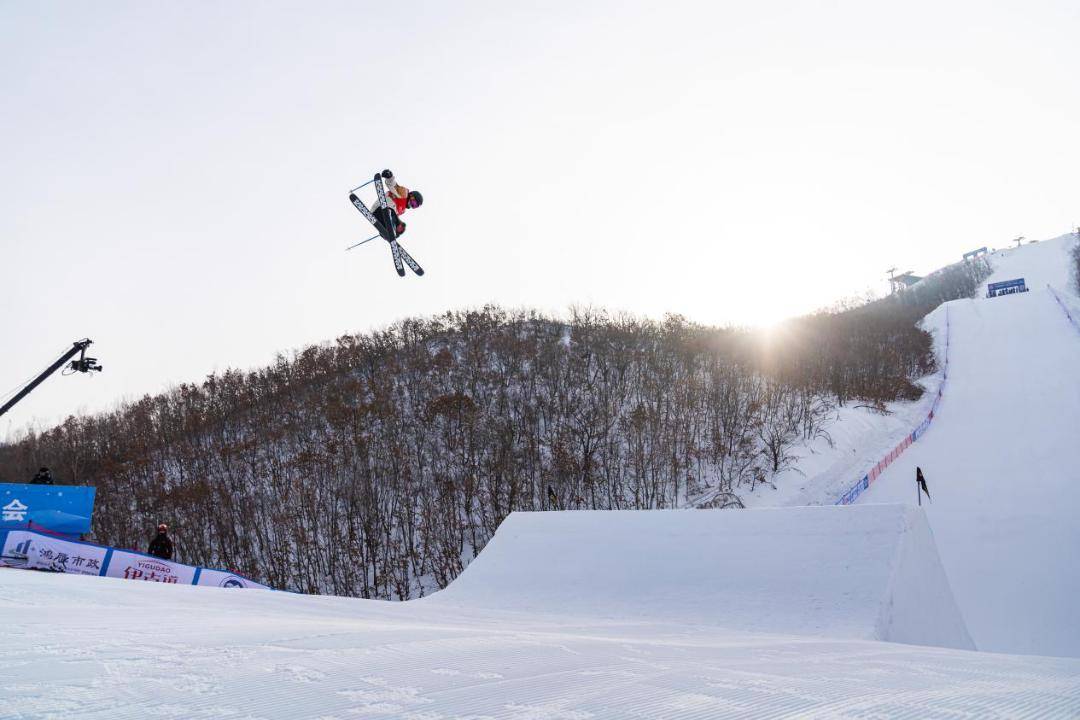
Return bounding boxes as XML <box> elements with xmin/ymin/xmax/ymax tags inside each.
<box><xmin>858</xmin><ymin>237</ymin><xmax>1080</xmax><ymax>658</ymax></box>
<box><xmin>432</xmin><ymin>505</ymin><xmax>974</xmax><ymax>650</ymax></box>
<box><xmin>3</xmin><ymin>565</ymin><xmax>1079</xmax><ymax>719</ymax></box>
<box><xmin>980</xmin><ymin>234</ymin><xmax>1077</xmax><ymax>293</ymax></box>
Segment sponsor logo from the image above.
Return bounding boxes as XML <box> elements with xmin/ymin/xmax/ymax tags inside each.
<box><xmin>219</xmin><ymin>576</ymin><xmax>246</xmax><ymax>589</ymax></box>
<box><xmin>135</xmin><ymin>559</ymin><xmax>175</xmax><ymax>575</ymax></box>
<box><xmin>0</xmin><ymin>537</ymin><xmax>32</xmax><ymax>568</ymax></box>
<box><xmin>2</xmin><ymin>499</ymin><xmax>28</xmax><ymax>522</ymax></box>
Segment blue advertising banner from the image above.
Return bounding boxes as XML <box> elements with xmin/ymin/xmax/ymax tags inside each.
<box><xmin>0</xmin><ymin>484</ymin><xmax>97</xmax><ymax>535</ymax></box>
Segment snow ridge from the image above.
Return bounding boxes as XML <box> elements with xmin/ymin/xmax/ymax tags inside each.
<box><xmin>429</xmin><ymin>505</ymin><xmax>974</xmax><ymax>650</ymax></box>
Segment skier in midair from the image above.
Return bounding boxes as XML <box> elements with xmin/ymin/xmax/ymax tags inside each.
<box><xmin>371</xmin><ymin>169</ymin><xmax>423</xmax><ymax>240</ymax></box>
<box><xmin>346</xmin><ymin>168</ymin><xmax>427</xmax><ymax>276</ymax></box>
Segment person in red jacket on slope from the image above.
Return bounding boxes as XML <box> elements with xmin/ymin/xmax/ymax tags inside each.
<box><xmin>372</xmin><ymin>169</ymin><xmax>423</xmax><ymax>240</ymax></box>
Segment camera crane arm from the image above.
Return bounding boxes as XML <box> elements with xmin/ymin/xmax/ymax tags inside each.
<box><xmin>0</xmin><ymin>339</ymin><xmax>103</xmax><ymax>420</ymax></box>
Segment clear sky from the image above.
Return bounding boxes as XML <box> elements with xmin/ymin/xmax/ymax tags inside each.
<box><xmin>2</xmin><ymin>0</ymin><xmax>1078</xmax><ymax>436</ymax></box>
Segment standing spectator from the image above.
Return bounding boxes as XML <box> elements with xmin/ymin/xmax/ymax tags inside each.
<box><xmin>31</xmin><ymin>467</ymin><xmax>54</xmax><ymax>485</ymax></box>
<box><xmin>148</xmin><ymin>523</ymin><xmax>173</xmax><ymax>560</ymax></box>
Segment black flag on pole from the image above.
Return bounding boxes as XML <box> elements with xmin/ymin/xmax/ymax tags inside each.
<box><xmin>916</xmin><ymin>466</ymin><xmax>931</xmax><ymax>505</ymax></box>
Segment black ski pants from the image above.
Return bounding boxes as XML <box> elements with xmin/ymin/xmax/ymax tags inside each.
<box><xmin>372</xmin><ymin>206</ymin><xmax>403</xmax><ymax>240</ymax></box>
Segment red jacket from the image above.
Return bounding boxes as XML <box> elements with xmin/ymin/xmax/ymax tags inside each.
<box><xmin>385</xmin><ymin>174</ymin><xmax>411</xmax><ymax>215</ymax></box>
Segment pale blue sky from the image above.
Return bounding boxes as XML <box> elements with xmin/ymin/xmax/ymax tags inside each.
<box><xmin>2</xmin><ymin>0</ymin><xmax>1078</xmax><ymax>434</ymax></box>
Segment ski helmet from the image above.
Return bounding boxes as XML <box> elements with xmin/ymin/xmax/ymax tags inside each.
<box><xmin>407</xmin><ymin>190</ymin><xmax>423</xmax><ymax>209</ymax></box>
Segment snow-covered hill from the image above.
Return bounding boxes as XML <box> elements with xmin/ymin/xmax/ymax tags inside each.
<box><xmin>743</xmin><ymin>234</ymin><xmax>1078</xmax><ymax>514</ymax></box>
<box><xmin>981</xmin><ymin>234</ymin><xmax>1077</xmax><ymax>291</ymax></box>
<box><xmin>858</xmin><ymin>234</ymin><xmax>1080</xmax><ymax>658</ymax></box>
<box><xmin>738</xmin><ymin>232</ymin><xmax>1080</xmax><ymax>660</ymax></box>
<box><xmin>3</xmin><ymin>233</ymin><xmax>1079</xmax><ymax>718</ymax></box>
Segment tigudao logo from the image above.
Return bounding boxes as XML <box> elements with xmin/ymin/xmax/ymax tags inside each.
<box><xmin>135</xmin><ymin>559</ymin><xmax>174</xmax><ymax>575</ymax></box>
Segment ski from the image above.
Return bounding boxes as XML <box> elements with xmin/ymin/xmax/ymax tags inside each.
<box><xmin>396</xmin><ymin>242</ymin><xmax>425</xmax><ymax>276</ymax></box>
<box><xmin>389</xmin><ymin>240</ymin><xmax>405</xmax><ymax>276</ymax></box>
<box><xmin>373</xmin><ymin>175</ymin><xmax>396</xmax><ymax>240</ymax></box>
<box><xmin>348</xmin><ymin>192</ymin><xmax>381</xmax><ymax>228</ymax></box>
<box><xmin>373</xmin><ymin>175</ymin><xmax>406</xmax><ymax>276</ymax></box>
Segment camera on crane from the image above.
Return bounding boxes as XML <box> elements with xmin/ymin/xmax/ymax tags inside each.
<box><xmin>0</xmin><ymin>338</ymin><xmax>104</xmax><ymax>420</ymax></box>
<box><xmin>70</xmin><ymin>356</ymin><xmax>102</xmax><ymax>373</ymax></box>
<box><xmin>68</xmin><ymin>341</ymin><xmax>103</xmax><ymax>373</ymax></box>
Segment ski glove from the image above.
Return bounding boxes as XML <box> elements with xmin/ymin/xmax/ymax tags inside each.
<box><xmin>381</xmin><ymin>169</ymin><xmax>393</xmax><ymax>179</ymax></box>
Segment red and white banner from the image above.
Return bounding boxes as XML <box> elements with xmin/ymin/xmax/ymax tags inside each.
<box><xmin>0</xmin><ymin>529</ymin><xmax>271</xmax><ymax>591</ymax></box>
<box><xmin>104</xmin><ymin>550</ymin><xmax>197</xmax><ymax>585</ymax></box>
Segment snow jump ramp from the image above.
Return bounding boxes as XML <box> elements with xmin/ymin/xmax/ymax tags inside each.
<box><xmin>435</xmin><ymin>504</ymin><xmax>975</xmax><ymax>650</ymax></box>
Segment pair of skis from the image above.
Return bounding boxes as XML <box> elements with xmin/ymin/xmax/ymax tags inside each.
<box><xmin>347</xmin><ymin>174</ymin><xmax>424</xmax><ymax>277</ymax></box>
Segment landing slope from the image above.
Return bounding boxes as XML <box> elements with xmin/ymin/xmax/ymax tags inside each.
<box><xmin>432</xmin><ymin>504</ymin><xmax>974</xmax><ymax>650</ymax></box>
<box><xmin>861</xmin><ymin>234</ymin><xmax>1080</xmax><ymax>657</ymax></box>
<box><xmin>4</xmin><ymin>568</ymin><xmax>1079</xmax><ymax>719</ymax></box>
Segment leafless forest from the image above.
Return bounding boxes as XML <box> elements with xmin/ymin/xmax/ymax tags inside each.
<box><xmin>0</xmin><ymin>259</ymin><xmax>990</xmax><ymax>597</ymax></box>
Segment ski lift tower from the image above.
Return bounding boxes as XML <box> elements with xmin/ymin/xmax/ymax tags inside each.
<box><xmin>887</xmin><ymin>267</ymin><xmax>921</xmax><ymax>294</ymax></box>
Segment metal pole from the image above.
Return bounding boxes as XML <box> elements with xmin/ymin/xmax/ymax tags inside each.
<box><xmin>0</xmin><ymin>340</ymin><xmax>91</xmax><ymax>419</ymax></box>
<box><xmin>349</xmin><ymin>178</ymin><xmax>377</xmax><ymax>193</ymax></box>
<box><xmin>345</xmin><ymin>234</ymin><xmax>380</xmax><ymax>251</ymax></box>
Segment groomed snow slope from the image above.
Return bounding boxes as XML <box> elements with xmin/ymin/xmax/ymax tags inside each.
<box><xmin>431</xmin><ymin>505</ymin><xmax>974</xmax><ymax>650</ymax></box>
<box><xmin>3</xmin><ymin>568</ymin><xmax>1079</xmax><ymax>719</ymax></box>
<box><xmin>983</xmin><ymin>234</ymin><xmax>1076</xmax><ymax>292</ymax></box>
<box><xmin>860</xmin><ymin>234</ymin><xmax>1080</xmax><ymax>658</ymax></box>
